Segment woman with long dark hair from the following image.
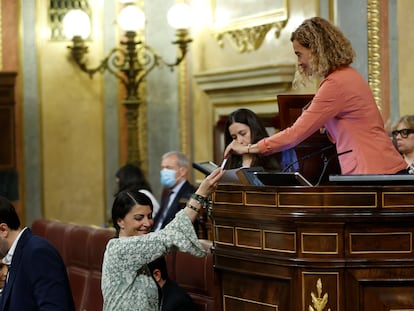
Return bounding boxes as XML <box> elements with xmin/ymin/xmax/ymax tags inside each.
<box><xmin>223</xmin><ymin>108</ymin><xmax>283</xmax><ymax>171</ymax></box>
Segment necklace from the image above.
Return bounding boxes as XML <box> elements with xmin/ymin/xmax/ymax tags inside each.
<box><xmin>408</xmin><ymin>162</ymin><xmax>414</xmax><ymax>174</ymax></box>
<box><xmin>403</xmin><ymin>155</ymin><xmax>414</xmax><ymax>174</ymax></box>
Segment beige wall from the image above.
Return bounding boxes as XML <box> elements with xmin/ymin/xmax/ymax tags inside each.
<box><xmin>37</xmin><ymin>0</ymin><xmax>106</xmax><ymax>225</ymax></box>
<box><xmin>398</xmin><ymin>0</ymin><xmax>414</xmax><ymax>116</ymax></box>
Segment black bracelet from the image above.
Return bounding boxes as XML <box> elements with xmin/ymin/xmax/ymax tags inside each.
<box><xmin>186</xmin><ymin>203</ymin><xmax>200</xmax><ymax>213</ymax></box>
<box><xmin>191</xmin><ymin>193</ymin><xmax>207</xmax><ymax>206</ymax></box>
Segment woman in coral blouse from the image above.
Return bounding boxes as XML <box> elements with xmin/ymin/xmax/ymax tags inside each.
<box><xmin>224</xmin><ymin>17</ymin><xmax>407</xmax><ymax>175</ymax></box>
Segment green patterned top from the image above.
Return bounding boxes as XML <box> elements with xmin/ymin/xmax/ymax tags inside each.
<box><xmin>101</xmin><ymin>209</ymin><xmax>206</xmax><ymax>311</ymax></box>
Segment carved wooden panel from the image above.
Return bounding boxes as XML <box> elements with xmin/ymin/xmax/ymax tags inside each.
<box><xmin>263</xmin><ymin>230</ymin><xmax>296</xmax><ymax>253</ymax></box>
<box><xmin>278</xmin><ymin>191</ymin><xmax>378</xmax><ymax>208</ymax></box>
<box><xmin>346</xmin><ymin>268</ymin><xmax>414</xmax><ymax>310</ymax></box>
<box><xmin>221</xmin><ymin>271</ymin><xmax>289</xmax><ymax>310</ymax></box>
<box><xmin>362</xmin><ymin>285</ymin><xmax>414</xmax><ymax>310</ymax></box>
<box><xmin>0</xmin><ymin>72</ymin><xmax>17</xmax><ymax>170</ymax></box>
<box><xmin>382</xmin><ymin>192</ymin><xmax>414</xmax><ymax>207</ymax></box>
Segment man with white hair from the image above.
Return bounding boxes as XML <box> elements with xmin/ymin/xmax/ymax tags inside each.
<box><xmin>153</xmin><ymin>151</ymin><xmax>196</xmax><ymax>232</ymax></box>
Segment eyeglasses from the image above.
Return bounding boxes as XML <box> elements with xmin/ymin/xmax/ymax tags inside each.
<box><xmin>391</xmin><ymin>128</ymin><xmax>414</xmax><ymax>138</ymax></box>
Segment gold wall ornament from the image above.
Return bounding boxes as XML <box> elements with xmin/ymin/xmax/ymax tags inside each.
<box><xmin>367</xmin><ymin>0</ymin><xmax>382</xmax><ymax>110</ymax></box>
<box><xmin>211</xmin><ymin>0</ymin><xmax>288</xmax><ymax>53</ymax></box>
<box><xmin>214</xmin><ymin>21</ymin><xmax>286</xmax><ymax>53</ymax></box>
<box><xmin>309</xmin><ymin>278</ymin><xmax>331</xmax><ymax>311</ymax></box>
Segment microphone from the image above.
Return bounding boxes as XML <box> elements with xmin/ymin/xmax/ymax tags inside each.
<box><xmin>282</xmin><ymin>144</ymin><xmax>335</xmax><ymax>172</ymax></box>
<box><xmin>315</xmin><ymin>149</ymin><xmax>353</xmax><ymax>186</ymax></box>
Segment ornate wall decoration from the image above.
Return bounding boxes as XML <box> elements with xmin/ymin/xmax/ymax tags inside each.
<box><xmin>367</xmin><ymin>0</ymin><xmax>382</xmax><ymax>110</ymax></box>
<box><xmin>211</xmin><ymin>0</ymin><xmax>288</xmax><ymax>53</ymax></box>
<box><xmin>309</xmin><ymin>278</ymin><xmax>331</xmax><ymax>311</ymax></box>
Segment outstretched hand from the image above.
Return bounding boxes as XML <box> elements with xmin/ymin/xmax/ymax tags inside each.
<box><xmin>223</xmin><ymin>141</ymin><xmax>237</xmax><ymax>159</ymax></box>
<box><xmin>195</xmin><ymin>168</ymin><xmax>225</xmax><ymax>197</ymax></box>
<box><xmin>223</xmin><ymin>140</ymin><xmax>249</xmax><ymax>159</ymax></box>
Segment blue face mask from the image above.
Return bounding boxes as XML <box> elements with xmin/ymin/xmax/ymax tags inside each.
<box><xmin>160</xmin><ymin>168</ymin><xmax>177</xmax><ymax>188</ymax></box>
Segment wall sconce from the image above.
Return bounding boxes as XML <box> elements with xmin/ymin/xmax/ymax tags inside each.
<box><xmin>62</xmin><ymin>2</ymin><xmax>193</xmax><ymax>166</ymax></box>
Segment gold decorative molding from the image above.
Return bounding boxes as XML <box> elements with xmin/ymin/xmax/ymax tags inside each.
<box><xmin>301</xmin><ymin>233</ymin><xmax>338</xmax><ymax>254</ymax></box>
<box><xmin>212</xmin><ymin>189</ymin><xmax>244</xmax><ymax>205</ymax></box>
<box><xmin>211</xmin><ymin>1</ymin><xmax>288</xmax><ymax>53</ymax></box>
<box><xmin>309</xmin><ymin>278</ymin><xmax>331</xmax><ymax>311</ymax></box>
<box><xmin>214</xmin><ymin>225</ymin><xmax>235</xmax><ymax>246</ymax></box>
<box><xmin>235</xmin><ymin>227</ymin><xmax>262</xmax><ymax>249</ymax></box>
<box><xmin>178</xmin><ymin>56</ymin><xmax>191</xmax><ymax>158</ymax></box>
<box><xmin>245</xmin><ymin>191</ymin><xmax>277</xmax><ymax>207</ymax></box>
<box><xmin>382</xmin><ymin>192</ymin><xmax>414</xmax><ymax>208</ymax></box>
<box><xmin>349</xmin><ymin>232</ymin><xmax>412</xmax><ymax>254</ymax></box>
<box><xmin>263</xmin><ymin>230</ymin><xmax>296</xmax><ymax>253</ymax></box>
<box><xmin>214</xmin><ymin>21</ymin><xmax>287</xmax><ymax>53</ymax></box>
<box><xmin>223</xmin><ymin>295</ymin><xmax>279</xmax><ymax>310</ymax></box>
<box><xmin>367</xmin><ymin>0</ymin><xmax>382</xmax><ymax>110</ymax></box>
<box><xmin>278</xmin><ymin>191</ymin><xmax>378</xmax><ymax>208</ymax></box>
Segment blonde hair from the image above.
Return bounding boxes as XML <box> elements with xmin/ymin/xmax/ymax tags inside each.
<box><xmin>393</xmin><ymin>115</ymin><xmax>414</xmax><ymax>130</ymax></box>
<box><xmin>290</xmin><ymin>17</ymin><xmax>355</xmax><ymax>86</ymax></box>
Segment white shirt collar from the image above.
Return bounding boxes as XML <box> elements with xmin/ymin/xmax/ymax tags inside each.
<box><xmin>2</xmin><ymin>227</ymin><xmax>28</xmax><ymax>266</ymax></box>
<box><xmin>171</xmin><ymin>179</ymin><xmax>185</xmax><ymax>193</ymax></box>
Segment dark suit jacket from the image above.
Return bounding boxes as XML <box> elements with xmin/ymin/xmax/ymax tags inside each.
<box><xmin>0</xmin><ymin>228</ymin><xmax>75</xmax><ymax>311</ymax></box>
<box><xmin>160</xmin><ymin>278</ymin><xmax>196</xmax><ymax>311</ymax></box>
<box><xmin>154</xmin><ymin>180</ymin><xmax>195</xmax><ymax>230</ymax></box>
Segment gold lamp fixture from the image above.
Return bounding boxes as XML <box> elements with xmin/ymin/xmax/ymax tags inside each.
<box><xmin>62</xmin><ymin>2</ymin><xmax>193</xmax><ymax>166</ymax></box>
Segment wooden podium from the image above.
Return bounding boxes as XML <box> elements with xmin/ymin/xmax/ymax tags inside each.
<box><xmin>210</xmin><ymin>183</ymin><xmax>414</xmax><ymax>310</ymax></box>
